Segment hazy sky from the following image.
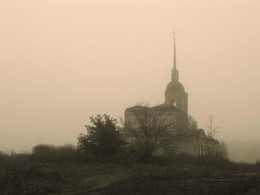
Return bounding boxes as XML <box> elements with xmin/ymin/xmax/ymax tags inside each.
<box><xmin>1</xmin><ymin>0</ymin><xmax>260</xmax><ymax>154</ymax></box>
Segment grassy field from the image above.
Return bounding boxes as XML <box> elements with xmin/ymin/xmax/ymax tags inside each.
<box><xmin>1</xmin><ymin>160</ymin><xmax>260</xmax><ymax>194</ymax></box>
<box><xmin>1</xmin><ymin>147</ymin><xmax>260</xmax><ymax>194</ymax></box>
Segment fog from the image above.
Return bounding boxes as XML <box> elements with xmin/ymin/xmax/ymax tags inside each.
<box><xmin>0</xmin><ymin>0</ymin><xmax>259</xmax><ymax>162</ymax></box>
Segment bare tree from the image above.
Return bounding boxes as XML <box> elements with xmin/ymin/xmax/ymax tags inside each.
<box><xmin>124</xmin><ymin>105</ymin><xmax>176</xmax><ymax>161</ymax></box>
<box><xmin>206</xmin><ymin>115</ymin><xmax>220</xmax><ymax>138</ymax></box>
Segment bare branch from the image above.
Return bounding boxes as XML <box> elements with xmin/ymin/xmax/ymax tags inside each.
<box><xmin>124</xmin><ymin>104</ymin><xmax>176</xmax><ymax>159</ymax></box>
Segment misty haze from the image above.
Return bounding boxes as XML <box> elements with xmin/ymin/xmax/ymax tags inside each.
<box><xmin>1</xmin><ymin>0</ymin><xmax>260</xmax><ymax>194</ymax></box>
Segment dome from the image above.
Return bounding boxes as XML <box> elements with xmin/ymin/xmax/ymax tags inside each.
<box><xmin>165</xmin><ymin>81</ymin><xmax>185</xmax><ymax>95</ymax></box>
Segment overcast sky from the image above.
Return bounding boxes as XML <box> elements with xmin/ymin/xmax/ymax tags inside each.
<box><xmin>0</xmin><ymin>0</ymin><xmax>260</xmax><ymax>154</ymax></box>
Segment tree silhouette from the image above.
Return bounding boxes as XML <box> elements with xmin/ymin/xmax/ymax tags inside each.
<box><xmin>124</xmin><ymin>105</ymin><xmax>175</xmax><ymax>161</ymax></box>
<box><xmin>77</xmin><ymin>114</ymin><xmax>125</xmax><ymax>158</ymax></box>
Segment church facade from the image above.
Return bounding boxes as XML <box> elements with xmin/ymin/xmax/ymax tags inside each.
<box><xmin>125</xmin><ymin>35</ymin><xmax>218</xmax><ymax>156</ymax></box>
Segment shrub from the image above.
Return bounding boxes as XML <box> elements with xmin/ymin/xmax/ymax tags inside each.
<box><xmin>31</xmin><ymin>144</ymin><xmax>84</xmax><ymax>163</ymax></box>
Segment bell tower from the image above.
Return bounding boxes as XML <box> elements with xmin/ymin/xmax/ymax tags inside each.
<box><xmin>165</xmin><ymin>30</ymin><xmax>188</xmax><ymax>114</ymax></box>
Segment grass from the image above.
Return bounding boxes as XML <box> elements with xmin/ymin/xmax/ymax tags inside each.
<box><xmin>92</xmin><ymin>174</ymin><xmax>260</xmax><ymax>195</ymax></box>
<box><xmin>1</xmin><ymin>148</ymin><xmax>260</xmax><ymax>194</ymax></box>
<box><xmin>1</xmin><ymin>161</ymin><xmax>260</xmax><ymax>194</ymax></box>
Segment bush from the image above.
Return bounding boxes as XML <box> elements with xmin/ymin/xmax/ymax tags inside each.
<box><xmin>31</xmin><ymin>144</ymin><xmax>85</xmax><ymax>163</ymax></box>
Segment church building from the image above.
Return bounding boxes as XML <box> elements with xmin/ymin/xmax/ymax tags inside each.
<box><xmin>125</xmin><ymin>33</ymin><xmax>218</xmax><ymax>156</ymax></box>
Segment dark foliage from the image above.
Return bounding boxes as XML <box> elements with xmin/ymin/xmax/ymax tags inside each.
<box><xmin>31</xmin><ymin>144</ymin><xmax>85</xmax><ymax>163</ymax></box>
<box><xmin>77</xmin><ymin>114</ymin><xmax>125</xmax><ymax>159</ymax></box>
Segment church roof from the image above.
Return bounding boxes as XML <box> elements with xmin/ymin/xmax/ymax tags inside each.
<box><xmin>173</xmin><ymin>129</ymin><xmax>219</xmax><ymax>143</ymax></box>
<box><xmin>152</xmin><ymin>103</ymin><xmax>178</xmax><ymax>112</ymax></box>
<box><xmin>165</xmin><ymin>81</ymin><xmax>185</xmax><ymax>95</ymax></box>
<box><xmin>125</xmin><ymin>104</ymin><xmax>178</xmax><ymax>113</ymax></box>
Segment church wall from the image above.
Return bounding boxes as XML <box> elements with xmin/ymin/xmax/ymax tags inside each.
<box><xmin>125</xmin><ymin>107</ymin><xmax>219</xmax><ymax>157</ymax></box>
<box><xmin>171</xmin><ymin>137</ymin><xmax>218</xmax><ymax>156</ymax></box>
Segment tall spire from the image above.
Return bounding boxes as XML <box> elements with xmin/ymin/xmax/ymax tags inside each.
<box><xmin>172</xmin><ymin>29</ymin><xmax>176</xmax><ymax>69</ymax></box>
<box><xmin>171</xmin><ymin>29</ymin><xmax>179</xmax><ymax>82</ymax></box>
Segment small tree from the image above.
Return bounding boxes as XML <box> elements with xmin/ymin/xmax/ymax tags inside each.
<box><xmin>124</xmin><ymin>105</ymin><xmax>175</xmax><ymax>161</ymax></box>
<box><xmin>77</xmin><ymin>114</ymin><xmax>125</xmax><ymax>158</ymax></box>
